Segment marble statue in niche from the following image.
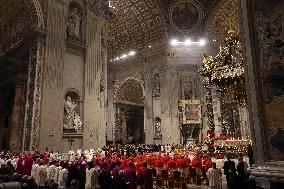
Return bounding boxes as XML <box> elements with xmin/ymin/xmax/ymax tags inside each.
<box><xmin>63</xmin><ymin>92</ymin><xmax>82</xmax><ymax>133</ymax></box>
<box><xmin>154</xmin><ymin>117</ymin><xmax>162</xmax><ymax>138</ymax></box>
<box><xmin>152</xmin><ymin>73</ymin><xmax>160</xmax><ymax>97</ymax></box>
<box><xmin>67</xmin><ymin>5</ymin><xmax>81</xmax><ymax>38</ymax></box>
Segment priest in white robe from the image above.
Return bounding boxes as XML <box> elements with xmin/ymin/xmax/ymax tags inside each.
<box><xmin>58</xmin><ymin>164</ymin><xmax>69</xmax><ymax>189</ymax></box>
<box><xmin>85</xmin><ymin>161</ymin><xmax>99</xmax><ymax>189</ymax></box>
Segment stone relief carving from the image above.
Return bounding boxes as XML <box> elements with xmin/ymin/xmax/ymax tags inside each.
<box><xmin>154</xmin><ymin>117</ymin><xmax>162</xmax><ymax>139</ymax></box>
<box><xmin>63</xmin><ymin>92</ymin><xmax>82</xmax><ymax>133</ymax></box>
<box><xmin>67</xmin><ymin>4</ymin><xmax>81</xmax><ymax>38</ymax></box>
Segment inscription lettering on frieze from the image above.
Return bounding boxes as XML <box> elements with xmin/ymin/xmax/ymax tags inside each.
<box><xmin>167</xmin><ymin>48</ymin><xmax>204</xmax><ymax>58</ymax></box>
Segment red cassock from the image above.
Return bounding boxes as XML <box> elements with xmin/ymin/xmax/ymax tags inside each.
<box><xmin>42</xmin><ymin>152</ymin><xmax>49</xmax><ymax>165</ymax></box>
<box><xmin>167</xmin><ymin>159</ymin><xmax>177</xmax><ymax>169</ymax></box>
<box><xmin>16</xmin><ymin>156</ymin><xmax>24</xmax><ymax>174</ymax></box>
<box><xmin>203</xmin><ymin>157</ymin><xmax>212</xmax><ymax>171</ymax></box>
<box><xmin>177</xmin><ymin>158</ymin><xmax>187</xmax><ymax>168</ymax></box>
<box><xmin>23</xmin><ymin>155</ymin><xmax>33</xmax><ymax>176</ymax></box>
<box><xmin>137</xmin><ymin>166</ymin><xmax>153</xmax><ymax>189</ymax></box>
<box><xmin>154</xmin><ymin>159</ymin><xmax>164</xmax><ymax>168</ymax></box>
<box><xmin>192</xmin><ymin>157</ymin><xmax>202</xmax><ymax>168</ymax></box>
<box><xmin>185</xmin><ymin>157</ymin><xmax>191</xmax><ymax>165</ymax></box>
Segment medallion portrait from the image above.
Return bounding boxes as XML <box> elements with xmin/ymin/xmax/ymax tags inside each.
<box><xmin>170</xmin><ymin>1</ymin><xmax>202</xmax><ymax>32</ymax></box>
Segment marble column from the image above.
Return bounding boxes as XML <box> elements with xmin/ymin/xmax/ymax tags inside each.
<box><xmin>9</xmin><ymin>82</ymin><xmax>24</xmax><ymax>152</ymax></box>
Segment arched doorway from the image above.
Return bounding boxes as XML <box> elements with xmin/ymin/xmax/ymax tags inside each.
<box><xmin>114</xmin><ymin>78</ymin><xmax>145</xmax><ymax>144</ymax></box>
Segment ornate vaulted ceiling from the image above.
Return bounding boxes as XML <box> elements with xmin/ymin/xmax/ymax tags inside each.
<box><xmin>205</xmin><ymin>0</ymin><xmax>240</xmax><ymax>44</ymax></box>
<box><xmin>107</xmin><ymin>0</ymin><xmax>239</xmax><ymax>58</ymax></box>
<box><xmin>0</xmin><ymin>0</ymin><xmax>47</xmax><ymax>55</ymax></box>
<box><xmin>107</xmin><ymin>0</ymin><xmax>167</xmax><ymax>58</ymax></box>
<box><xmin>0</xmin><ymin>0</ymin><xmax>240</xmax><ymax>59</ymax></box>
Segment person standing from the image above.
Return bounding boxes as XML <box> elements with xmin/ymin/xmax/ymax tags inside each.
<box><xmin>223</xmin><ymin>155</ymin><xmax>235</xmax><ymax>187</ymax></box>
<box><xmin>124</xmin><ymin>162</ymin><xmax>137</xmax><ymax>189</ymax></box>
<box><xmin>98</xmin><ymin>166</ymin><xmax>112</xmax><ymax>189</ymax></box>
<box><xmin>237</xmin><ymin>156</ymin><xmax>249</xmax><ymax>187</ymax></box>
<box><xmin>111</xmin><ymin>170</ymin><xmax>127</xmax><ymax>189</ymax></box>
<box><xmin>85</xmin><ymin>161</ymin><xmax>99</xmax><ymax>189</ymax></box>
<box><xmin>112</xmin><ymin>161</ymin><xmax>122</xmax><ymax>178</ymax></box>
<box><xmin>207</xmin><ymin>162</ymin><xmax>222</xmax><ymax>189</ymax></box>
<box><xmin>67</xmin><ymin>163</ymin><xmax>79</xmax><ymax>188</ymax></box>
<box><xmin>58</xmin><ymin>163</ymin><xmax>69</xmax><ymax>189</ymax></box>
<box><xmin>37</xmin><ymin>160</ymin><xmax>48</xmax><ymax>189</ymax></box>
<box><xmin>227</xmin><ymin>167</ymin><xmax>239</xmax><ymax>189</ymax></box>
<box><xmin>137</xmin><ymin>161</ymin><xmax>153</xmax><ymax>189</ymax></box>
<box><xmin>247</xmin><ymin>144</ymin><xmax>254</xmax><ymax>167</ymax></box>
<box><xmin>78</xmin><ymin>164</ymin><xmax>86</xmax><ymax>189</ymax></box>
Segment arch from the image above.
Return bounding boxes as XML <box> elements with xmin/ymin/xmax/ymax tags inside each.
<box><xmin>0</xmin><ymin>0</ymin><xmax>46</xmax><ymax>54</ymax></box>
<box><xmin>64</xmin><ymin>88</ymin><xmax>83</xmax><ymax>102</ymax></box>
<box><xmin>32</xmin><ymin>0</ymin><xmax>46</xmax><ymax>30</ymax></box>
<box><xmin>69</xmin><ymin>0</ymin><xmax>82</xmax><ymax>11</ymax></box>
<box><xmin>114</xmin><ymin>77</ymin><xmax>145</xmax><ymax>105</ymax></box>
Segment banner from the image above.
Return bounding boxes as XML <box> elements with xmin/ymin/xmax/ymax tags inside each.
<box><xmin>180</xmin><ymin>100</ymin><xmax>201</xmax><ymax>124</ymax></box>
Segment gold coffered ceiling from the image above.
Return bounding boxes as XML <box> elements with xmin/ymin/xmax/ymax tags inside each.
<box><xmin>107</xmin><ymin>0</ymin><xmax>167</xmax><ymax>57</ymax></box>
<box><xmin>205</xmin><ymin>0</ymin><xmax>240</xmax><ymax>44</ymax></box>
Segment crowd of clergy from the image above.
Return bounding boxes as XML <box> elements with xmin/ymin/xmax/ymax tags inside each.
<box><xmin>0</xmin><ymin>144</ymin><xmax>250</xmax><ymax>189</ymax></box>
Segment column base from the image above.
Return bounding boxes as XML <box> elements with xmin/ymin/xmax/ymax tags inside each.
<box><xmin>250</xmin><ymin>161</ymin><xmax>284</xmax><ymax>189</ymax></box>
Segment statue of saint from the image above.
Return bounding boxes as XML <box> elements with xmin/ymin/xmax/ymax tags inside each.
<box><xmin>153</xmin><ymin>73</ymin><xmax>160</xmax><ymax>96</ymax></box>
<box><xmin>67</xmin><ymin>7</ymin><xmax>81</xmax><ymax>37</ymax></box>
<box><xmin>154</xmin><ymin>119</ymin><xmax>162</xmax><ymax>138</ymax></box>
<box><xmin>63</xmin><ymin>96</ymin><xmax>82</xmax><ymax>132</ymax></box>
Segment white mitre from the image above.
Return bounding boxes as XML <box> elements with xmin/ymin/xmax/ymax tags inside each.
<box><xmin>77</xmin><ymin>149</ymin><xmax>82</xmax><ymax>156</ymax></box>
<box><xmin>68</xmin><ymin>150</ymin><xmax>75</xmax><ymax>160</ymax></box>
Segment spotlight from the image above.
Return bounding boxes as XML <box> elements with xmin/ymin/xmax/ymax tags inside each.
<box><xmin>148</xmin><ymin>45</ymin><xmax>152</xmax><ymax>48</ymax></box>
<box><xmin>129</xmin><ymin>51</ymin><xmax>136</xmax><ymax>56</ymax></box>
<box><xmin>185</xmin><ymin>39</ymin><xmax>192</xmax><ymax>46</ymax></box>
<box><xmin>171</xmin><ymin>39</ymin><xmax>178</xmax><ymax>46</ymax></box>
<box><xmin>199</xmin><ymin>39</ymin><xmax>206</xmax><ymax>46</ymax></box>
<box><xmin>121</xmin><ymin>54</ymin><xmax>127</xmax><ymax>58</ymax></box>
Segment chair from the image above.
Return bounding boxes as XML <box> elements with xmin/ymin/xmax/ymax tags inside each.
<box><xmin>168</xmin><ymin>178</ymin><xmax>175</xmax><ymax>188</ymax></box>
<box><xmin>173</xmin><ymin>170</ymin><xmax>181</xmax><ymax>180</ymax></box>
<box><xmin>174</xmin><ymin>180</ymin><xmax>187</xmax><ymax>189</ymax></box>
<box><xmin>161</xmin><ymin>169</ymin><xmax>169</xmax><ymax>186</ymax></box>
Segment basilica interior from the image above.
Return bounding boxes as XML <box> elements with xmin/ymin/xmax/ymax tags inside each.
<box><xmin>0</xmin><ymin>0</ymin><xmax>284</xmax><ymax>188</ymax></box>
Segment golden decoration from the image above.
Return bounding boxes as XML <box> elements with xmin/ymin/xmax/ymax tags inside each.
<box><xmin>200</xmin><ymin>31</ymin><xmax>247</xmax><ymax>135</ymax></box>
